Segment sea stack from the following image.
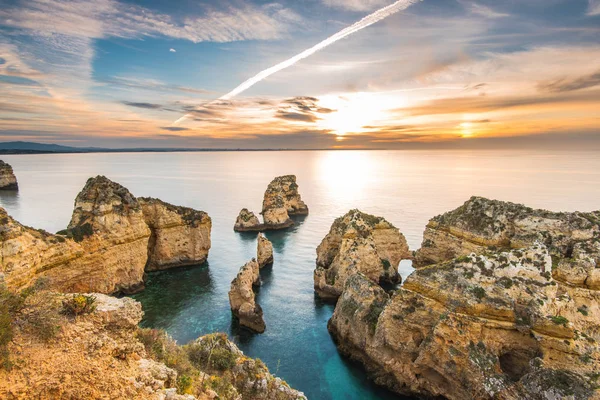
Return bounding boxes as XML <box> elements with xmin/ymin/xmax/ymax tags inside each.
<box><xmin>314</xmin><ymin>209</ymin><xmax>411</xmax><ymax>300</ymax></box>
<box><xmin>262</xmin><ymin>175</ymin><xmax>308</xmax><ymax>228</ymax></box>
<box><xmin>328</xmin><ymin>198</ymin><xmax>600</xmax><ymax>399</ymax></box>
<box><xmin>139</xmin><ymin>197</ymin><xmax>211</xmax><ymax>271</ymax></box>
<box><xmin>0</xmin><ymin>160</ymin><xmax>18</xmax><ymax>190</ymax></box>
<box><xmin>233</xmin><ymin>175</ymin><xmax>308</xmax><ymax>231</ymax></box>
<box><xmin>257</xmin><ymin>233</ymin><xmax>274</xmax><ymax>267</ymax></box>
<box><xmin>233</xmin><ymin>208</ymin><xmax>262</xmax><ymax>231</ymax></box>
<box><xmin>229</xmin><ymin>259</ymin><xmax>265</xmax><ymax>333</ymax></box>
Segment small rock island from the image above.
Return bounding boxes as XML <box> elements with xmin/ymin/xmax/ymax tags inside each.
<box><xmin>0</xmin><ymin>160</ymin><xmax>18</xmax><ymax>190</ymax></box>
<box><xmin>234</xmin><ymin>175</ymin><xmax>308</xmax><ymax>231</ymax></box>
<box><xmin>328</xmin><ymin>197</ymin><xmax>600</xmax><ymax>400</ymax></box>
<box><xmin>229</xmin><ymin>259</ymin><xmax>266</xmax><ymax>333</ymax></box>
<box><xmin>314</xmin><ymin>209</ymin><xmax>411</xmax><ymax>300</ymax></box>
<box><xmin>257</xmin><ymin>233</ymin><xmax>274</xmax><ymax>267</ymax></box>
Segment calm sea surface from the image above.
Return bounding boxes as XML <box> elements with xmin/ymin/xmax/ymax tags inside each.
<box><xmin>1</xmin><ymin>150</ymin><xmax>599</xmax><ymax>399</ymax></box>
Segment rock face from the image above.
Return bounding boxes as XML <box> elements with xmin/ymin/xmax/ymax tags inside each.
<box><xmin>314</xmin><ymin>209</ymin><xmax>411</xmax><ymax>300</ymax></box>
<box><xmin>1</xmin><ymin>291</ymin><xmax>304</xmax><ymax>399</ymax></box>
<box><xmin>329</xmin><ymin>198</ymin><xmax>600</xmax><ymax>400</ymax></box>
<box><xmin>257</xmin><ymin>234</ymin><xmax>273</xmax><ymax>268</ymax></box>
<box><xmin>415</xmin><ymin>196</ymin><xmax>600</xmax><ymax>267</ymax></box>
<box><xmin>229</xmin><ymin>259</ymin><xmax>265</xmax><ymax>333</ymax></box>
<box><xmin>0</xmin><ymin>160</ymin><xmax>18</xmax><ymax>190</ymax></box>
<box><xmin>139</xmin><ymin>197</ymin><xmax>211</xmax><ymax>271</ymax></box>
<box><xmin>1</xmin><ymin>176</ymin><xmax>212</xmax><ymax>295</ymax></box>
<box><xmin>57</xmin><ymin>176</ymin><xmax>152</xmax><ymax>294</ymax></box>
<box><xmin>234</xmin><ymin>208</ymin><xmax>263</xmax><ymax>232</ymax></box>
<box><xmin>262</xmin><ymin>175</ymin><xmax>308</xmax><ymax>228</ymax></box>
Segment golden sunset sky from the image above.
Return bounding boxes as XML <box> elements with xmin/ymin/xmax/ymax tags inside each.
<box><xmin>1</xmin><ymin>0</ymin><xmax>599</xmax><ymax>149</ymax></box>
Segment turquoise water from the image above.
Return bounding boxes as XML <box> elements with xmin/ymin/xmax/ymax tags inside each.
<box><xmin>1</xmin><ymin>150</ymin><xmax>599</xmax><ymax>399</ymax></box>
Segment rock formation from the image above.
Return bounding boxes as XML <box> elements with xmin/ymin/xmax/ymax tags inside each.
<box><xmin>58</xmin><ymin>176</ymin><xmax>152</xmax><ymax>294</ymax></box>
<box><xmin>314</xmin><ymin>209</ymin><xmax>411</xmax><ymax>300</ymax></box>
<box><xmin>234</xmin><ymin>208</ymin><xmax>263</xmax><ymax>232</ymax></box>
<box><xmin>0</xmin><ymin>160</ymin><xmax>18</xmax><ymax>190</ymax></box>
<box><xmin>0</xmin><ymin>176</ymin><xmax>212</xmax><ymax>294</ymax></box>
<box><xmin>229</xmin><ymin>259</ymin><xmax>265</xmax><ymax>333</ymax></box>
<box><xmin>257</xmin><ymin>233</ymin><xmax>273</xmax><ymax>268</ymax></box>
<box><xmin>262</xmin><ymin>175</ymin><xmax>308</xmax><ymax>227</ymax></box>
<box><xmin>0</xmin><ymin>289</ymin><xmax>304</xmax><ymax>399</ymax></box>
<box><xmin>139</xmin><ymin>197</ymin><xmax>211</xmax><ymax>271</ymax></box>
<box><xmin>328</xmin><ymin>198</ymin><xmax>600</xmax><ymax>400</ymax></box>
<box><xmin>233</xmin><ymin>175</ymin><xmax>308</xmax><ymax>231</ymax></box>
<box><xmin>415</xmin><ymin>196</ymin><xmax>600</xmax><ymax>267</ymax></box>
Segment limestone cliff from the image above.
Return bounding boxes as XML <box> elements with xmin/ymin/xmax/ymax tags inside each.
<box><xmin>314</xmin><ymin>209</ymin><xmax>411</xmax><ymax>300</ymax></box>
<box><xmin>415</xmin><ymin>196</ymin><xmax>600</xmax><ymax>267</ymax></box>
<box><xmin>329</xmin><ymin>199</ymin><xmax>600</xmax><ymax>400</ymax></box>
<box><xmin>257</xmin><ymin>234</ymin><xmax>273</xmax><ymax>268</ymax></box>
<box><xmin>262</xmin><ymin>175</ymin><xmax>308</xmax><ymax>228</ymax></box>
<box><xmin>0</xmin><ymin>160</ymin><xmax>18</xmax><ymax>190</ymax></box>
<box><xmin>0</xmin><ymin>289</ymin><xmax>304</xmax><ymax>399</ymax></box>
<box><xmin>229</xmin><ymin>259</ymin><xmax>265</xmax><ymax>333</ymax></box>
<box><xmin>1</xmin><ymin>176</ymin><xmax>213</xmax><ymax>295</ymax></box>
<box><xmin>57</xmin><ymin>176</ymin><xmax>151</xmax><ymax>294</ymax></box>
<box><xmin>234</xmin><ymin>208</ymin><xmax>263</xmax><ymax>232</ymax></box>
<box><xmin>139</xmin><ymin>198</ymin><xmax>211</xmax><ymax>271</ymax></box>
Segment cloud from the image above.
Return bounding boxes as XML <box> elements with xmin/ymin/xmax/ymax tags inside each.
<box><xmin>538</xmin><ymin>70</ymin><xmax>600</xmax><ymax>92</ymax></box>
<box><xmin>121</xmin><ymin>101</ymin><xmax>163</xmax><ymax>110</ymax></box>
<box><xmin>588</xmin><ymin>0</ymin><xmax>600</xmax><ymax>16</ymax></box>
<box><xmin>169</xmin><ymin>48</ymin><xmax>176</xmax><ymax>53</ymax></box>
<box><xmin>274</xmin><ymin>96</ymin><xmax>336</xmax><ymax>123</ymax></box>
<box><xmin>322</xmin><ymin>0</ymin><xmax>391</xmax><ymax>12</ymax></box>
<box><xmin>105</xmin><ymin>76</ymin><xmax>210</xmax><ymax>95</ymax></box>
<box><xmin>467</xmin><ymin>3</ymin><xmax>509</xmax><ymax>18</ymax></box>
<box><xmin>0</xmin><ymin>0</ymin><xmax>303</xmax><ymax>43</ymax></box>
<box><xmin>161</xmin><ymin>126</ymin><xmax>189</xmax><ymax>131</ymax></box>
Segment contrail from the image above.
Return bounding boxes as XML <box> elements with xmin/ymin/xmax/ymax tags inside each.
<box><xmin>174</xmin><ymin>0</ymin><xmax>421</xmax><ymax>125</ymax></box>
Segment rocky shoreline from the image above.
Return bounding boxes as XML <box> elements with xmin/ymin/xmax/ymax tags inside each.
<box><xmin>327</xmin><ymin>197</ymin><xmax>600</xmax><ymax>399</ymax></box>
<box><xmin>1</xmin><ymin>176</ymin><xmax>211</xmax><ymax>294</ymax></box>
<box><xmin>3</xmin><ymin>170</ymin><xmax>599</xmax><ymax>399</ymax></box>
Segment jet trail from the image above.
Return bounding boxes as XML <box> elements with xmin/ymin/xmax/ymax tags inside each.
<box><xmin>174</xmin><ymin>0</ymin><xmax>421</xmax><ymax>125</ymax></box>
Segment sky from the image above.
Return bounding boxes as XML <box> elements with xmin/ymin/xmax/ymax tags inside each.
<box><xmin>0</xmin><ymin>0</ymin><xmax>599</xmax><ymax>149</ymax></box>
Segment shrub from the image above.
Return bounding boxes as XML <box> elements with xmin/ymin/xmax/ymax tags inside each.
<box><xmin>471</xmin><ymin>286</ymin><xmax>486</xmax><ymax>300</ymax></box>
<box><xmin>61</xmin><ymin>294</ymin><xmax>96</xmax><ymax>316</ymax></box>
<box><xmin>550</xmin><ymin>315</ymin><xmax>569</xmax><ymax>326</ymax></box>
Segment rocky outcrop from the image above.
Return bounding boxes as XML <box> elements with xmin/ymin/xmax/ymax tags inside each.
<box><xmin>329</xmin><ymin>199</ymin><xmax>600</xmax><ymax>400</ymax></box>
<box><xmin>0</xmin><ymin>289</ymin><xmax>304</xmax><ymax>399</ymax></box>
<box><xmin>262</xmin><ymin>175</ymin><xmax>308</xmax><ymax>228</ymax></box>
<box><xmin>314</xmin><ymin>209</ymin><xmax>411</xmax><ymax>300</ymax></box>
<box><xmin>257</xmin><ymin>234</ymin><xmax>273</xmax><ymax>268</ymax></box>
<box><xmin>0</xmin><ymin>160</ymin><xmax>18</xmax><ymax>190</ymax></box>
<box><xmin>229</xmin><ymin>259</ymin><xmax>265</xmax><ymax>333</ymax></box>
<box><xmin>139</xmin><ymin>198</ymin><xmax>211</xmax><ymax>271</ymax></box>
<box><xmin>233</xmin><ymin>175</ymin><xmax>308</xmax><ymax>232</ymax></box>
<box><xmin>234</xmin><ymin>208</ymin><xmax>263</xmax><ymax>232</ymax></box>
<box><xmin>1</xmin><ymin>176</ymin><xmax>212</xmax><ymax>295</ymax></box>
<box><xmin>415</xmin><ymin>196</ymin><xmax>600</xmax><ymax>267</ymax></box>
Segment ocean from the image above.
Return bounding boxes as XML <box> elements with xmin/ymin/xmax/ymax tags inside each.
<box><xmin>1</xmin><ymin>150</ymin><xmax>599</xmax><ymax>399</ymax></box>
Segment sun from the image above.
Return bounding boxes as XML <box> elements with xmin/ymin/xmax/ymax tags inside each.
<box><xmin>317</xmin><ymin>93</ymin><xmax>386</xmax><ymax>135</ymax></box>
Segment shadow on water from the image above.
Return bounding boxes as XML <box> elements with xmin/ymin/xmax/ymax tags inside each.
<box><xmin>132</xmin><ymin>262</ymin><xmax>214</xmax><ymax>328</ymax></box>
<box><xmin>237</xmin><ymin>231</ymin><xmax>259</xmax><ymax>243</ymax></box>
<box><xmin>229</xmin><ymin>315</ymin><xmax>259</xmax><ymax>347</ymax></box>
<box><xmin>263</xmin><ymin>214</ymin><xmax>307</xmax><ymax>252</ymax></box>
<box><xmin>0</xmin><ymin>190</ymin><xmax>19</xmax><ymax>208</ymax></box>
